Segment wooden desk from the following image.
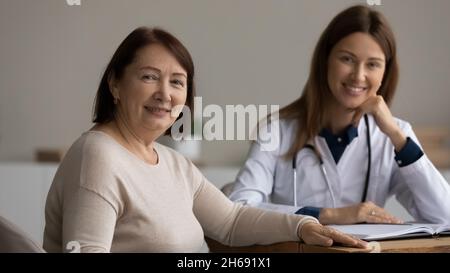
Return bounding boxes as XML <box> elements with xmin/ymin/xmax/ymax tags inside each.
<box><xmin>205</xmin><ymin>236</ymin><xmax>450</xmax><ymax>253</ymax></box>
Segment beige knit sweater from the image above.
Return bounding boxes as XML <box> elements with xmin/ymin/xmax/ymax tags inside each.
<box><xmin>43</xmin><ymin>131</ymin><xmax>316</xmax><ymax>252</ymax></box>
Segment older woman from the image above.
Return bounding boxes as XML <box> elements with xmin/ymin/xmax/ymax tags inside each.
<box><xmin>43</xmin><ymin>27</ymin><xmax>367</xmax><ymax>252</ymax></box>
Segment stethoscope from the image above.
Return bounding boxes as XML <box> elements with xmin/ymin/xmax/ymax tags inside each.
<box><xmin>292</xmin><ymin>114</ymin><xmax>371</xmax><ymax>208</ymax></box>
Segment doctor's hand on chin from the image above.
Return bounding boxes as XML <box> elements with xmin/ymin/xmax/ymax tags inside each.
<box><xmin>318</xmin><ymin>201</ymin><xmax>404</xmax><ymax>225</ymax></box>
<box><xmin>299</xmin><ymin>222</ymin><xmax>369</xmax><ymax>249</ymax></box>
<box><xmin>352</xmin><ymin>94</ymin><xmax>407</xmax><ymax>152</ymax></box>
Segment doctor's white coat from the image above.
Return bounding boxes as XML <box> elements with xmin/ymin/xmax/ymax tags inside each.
<box><xmin>229</xmin><ymin>115</ymin><xmax>450</xmax><ymax>223</ymax></box>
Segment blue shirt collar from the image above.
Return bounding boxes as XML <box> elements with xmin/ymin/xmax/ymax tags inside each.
<box><xmin>318</xmin><ymin>125</ymin><xmax>358</xmax><ymax>163</ymax></box>
<box><xmin>319</xmin><ymin>125</ymin><xmax>358</xmax><ymax>145</ymax></box>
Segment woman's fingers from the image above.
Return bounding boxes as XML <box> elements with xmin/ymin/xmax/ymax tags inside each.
<box><xmin>367</xmin><ymin>214</ymin><xmax>403</xmax><ymax>224</ymax></box>
<box><xmin>310</xmin><ymin>233</ymin><xmax>334</xmax><ymax>247</ymax></box>
<box><xmin>301</xmin><ymin>223</ymin><xmax>331</xmax><ymax>245</ymax></box>
<box><xmin>352</xmin><ymin>109</ymin><xmax>364</xmax><ymax>127</ymax></box>
<box><xmin>365</xmin><ymin>207</ymin><xmax>403</xmax><ymax>224</ymax></box>
<box><xmin>352</xmin><ymin>95</ymin><xmax>377</xmax><ymax>126</ymax></box>
<box><xmin>323</xmin><ymin>227</ymin><xmax>368</xmax><ymax>248</ymax></box>
<box><xmin>304</xmin><ymin>224</ymin><xmax>368</xmax><ymax>248</ymax></box>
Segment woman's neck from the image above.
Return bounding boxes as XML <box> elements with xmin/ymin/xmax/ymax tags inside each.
<box><xmin>93</xmin><ymin>112</ymin><xmax>159</xmax><ymax>165</ymax></box>
<box><xmin>324</xmin><ymin>104</ymin><xmax>355</xmax><ymax>135</ymax></box>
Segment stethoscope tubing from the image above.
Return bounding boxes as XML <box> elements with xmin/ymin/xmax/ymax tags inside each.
<box><xmin>292</xmin><ymin>115</ymin><xmax>371</xmax><ymax>207</ymax></box>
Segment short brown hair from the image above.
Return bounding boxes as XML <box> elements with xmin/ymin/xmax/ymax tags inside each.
<box><xmin>92</xmin><ymin>27</ymin><xmax>195</xmax><ymax>132</ymax></box>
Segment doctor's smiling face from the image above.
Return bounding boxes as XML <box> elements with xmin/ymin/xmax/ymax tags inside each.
<box><xmin>327</xmin><ymin>32</ymin><xmax>386</xmax><ymax>110</ymax></box>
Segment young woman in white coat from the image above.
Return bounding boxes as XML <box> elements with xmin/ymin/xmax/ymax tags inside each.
<box><xmin>229</xmin><ymin>5</ymin><xmax>450</xmax><ymax>225</ymax></box>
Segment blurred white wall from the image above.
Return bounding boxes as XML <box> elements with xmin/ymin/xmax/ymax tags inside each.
<box><xmin>0</xmin><ymin>0</ymin><xmax>449</xmax><ymax>166</ymax></box>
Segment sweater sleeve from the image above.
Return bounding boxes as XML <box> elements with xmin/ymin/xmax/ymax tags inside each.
<box><xmin>60</xmin><ymin>137</ymin><xmax>122</xmax><ymax>253</ymax></box>
<box><xmin>62</xmin><ymin>187</ymin><xmax>117</xmax><ymax>253</ymax></box>
<box><xmin>192</xmin><ymin>175</ymin><xmax>318</xmax><ymax>247</ymax></box>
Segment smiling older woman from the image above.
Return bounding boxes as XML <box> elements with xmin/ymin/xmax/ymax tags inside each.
<box><xmin>42</xmin><ymin>27</ymin><xmax>368</xmax><ymax>252</ymax></box>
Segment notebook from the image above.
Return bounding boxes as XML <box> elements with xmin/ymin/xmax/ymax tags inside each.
<box><xmin>328</xmin><ymin>223</ymin><xmax>450</xmax><ymax>241</ymax></box>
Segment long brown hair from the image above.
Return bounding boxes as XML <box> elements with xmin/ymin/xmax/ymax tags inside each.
<box><xmin>280</xmin><ymin>5</ymin><xmax>398</xmax><ymax>158</ymax></box>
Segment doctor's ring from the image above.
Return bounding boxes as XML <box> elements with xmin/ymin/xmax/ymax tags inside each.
<box><xmin>370</xmin><ymin>210</ymin><xmax>376</xmax><ymax>216</ymax></box>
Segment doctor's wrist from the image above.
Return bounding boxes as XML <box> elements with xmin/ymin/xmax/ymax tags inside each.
<box><xmin>388</xmin><ymin>129</ymin><xmax>407</xmax><ymax>152</ymax></box>
<box><xmin>318</xmin><ymin>208</ymin><xmax>335</xmax><ymax>225</ymax></box>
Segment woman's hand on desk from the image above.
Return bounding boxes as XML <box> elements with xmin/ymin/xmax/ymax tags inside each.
<box><xmin>318</xmin><ymin>201</ymin><xmax>404</xmax><ymax>225</ymax></box>
<box><xmin>299</xmin><ymin>222</ymin><xmax>368</xmax><ymax>248</ymax></box>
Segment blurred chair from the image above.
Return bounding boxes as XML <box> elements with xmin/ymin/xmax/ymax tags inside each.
<box><xmin>0</xmin><ymin>215</ymin><xmax>45</xmax><ymax>253</ymax></box>
<box><xmin>415</xmin><ymin>127</ymin><xmax>450</xmax><ymax>169</ymax></box>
